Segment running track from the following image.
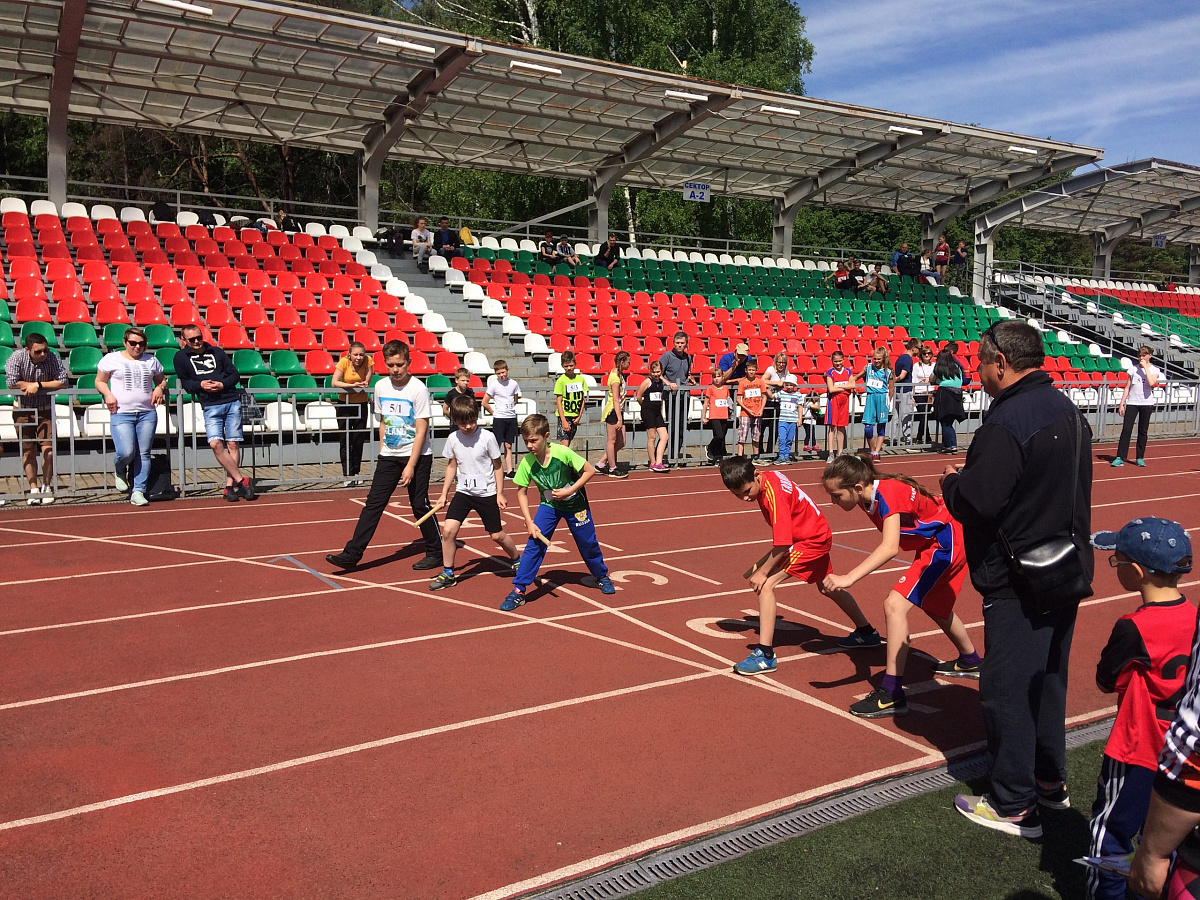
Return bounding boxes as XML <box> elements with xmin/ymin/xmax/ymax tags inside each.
<box><xmin>2</xmin><ymin>438</ymin><xmax>1198</xmax><ymax>898</ymax></box>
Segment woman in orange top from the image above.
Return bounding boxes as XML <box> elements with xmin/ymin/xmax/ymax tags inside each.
<box><xmin>331</xmin><ymin>341</ymin><xmax>373</xmax><ymax>485</ymax></box>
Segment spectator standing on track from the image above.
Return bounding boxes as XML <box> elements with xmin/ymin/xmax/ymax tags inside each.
<box><xmin>932</xmin><ymin>348</ymin><xmax>966</xmax><ymax>454</ymax></box>
<box><xmin>893</xmin><ymin>338</ymin><xmax>919</xmax><ymax>450</ymax></box>
<box><xmin>1086</xmin><ymin>518</ymin><xmax>1195</xmax><ymax>900</ymax></box>
<box><xmin>483</xmin><ymin>359</ymin><xmax>521</xmax><ymax>478</ymax></box>
<box><xmin>95</xmin><ymin>327</ymin><xmax>166</xmax><ymax>507</ymax></box>
<box><xmin>502</xmin><ymin>414</ymin><xmax>616</xmax><ymax>610</ymax></box>
<box><xmin>657</xmin><ymin>331</ymin><xmax>694</xmax><ymax>467</ymax></box>
<box><xmin>735</xmin><ymin>359</ymin><xmax>770</xmax><ymax>464</ymax></box>
<box><xmin>174</xmin><ymin>324</ymin><xmax>256</xmax><ymax>502</ymax></box>
<box><xmin>411</xmin><ymin>217</ymin><xmax>433</xmax><ymax>272</ymax></box>
<box><xmin>635</xmin><ymin>360</ymin><xmax>669</xmax><ymax>472</ymax></box>
<box><xmin>912</xmin><ymin>344</ymin><xmax>936</xmax><ymax>447</ymax></box>
<box><xmin>432</xmin><ymin>216</ymin><xmax>462</xmax><ymax>261</ymax></box>
<box><xmin>5</xmin><ymin>332</ymin><xmax>67</xmax><ymax>505</ymax></box>
<box><xmin>1112</xmin><ymin>346</ymin><xmax>1163</xmax><ymax>468</ymax></box>
<box><xmin>594</xmin><ymin>235</ymin><xmax>621</xmax><ymax>274</ymax></box>
<box><xmin>942</xmin><ymin>320</ymin><xmax>1093</xmax><ymax>840</ymax></box>
<box><xmin>702</xmin><ymin>369</ymin><xmax>733</xmax><ymax>463</ymax></box>
<box><xmin>595</xmin><ymin>351</ymin><xmax>630</xmax><ymax>478</ymax></box>
<box><xmin>326</xmin><ymin>340</ymin><xmax>443</xmax><ymax>572</ymax></box>
<box><xmin>719</xmin><ymin>455</ymin><xmax>874</xmax><ymax>677</ymax></box>
<box><xmin>763</xmin><ymin>352</ymin><xmax>791</xmax><ymax>459</ymax></box>
<box><xmin>801</xmin><ymin>389</ymin><xmax>821</xmax><ymax>456</ymax></box>
<box><xmin>774</xmin><ymin>374</ymin><xmax>801</xmax><ymax>465</ymax></box>
<box><xmin>552</xmin><ymin>351</ymin><xmax>588</xmax><ymax>447</ymax></box>
<box><xmin>331</xmin><ymin>340</ymin><xmax>374</xmax><ymax>486</ymax></box>
<box><xmin>824</xmin><ymin>350</ymin><xmax>854</xmax><ymax>457</ymax></box>
<box><xmin>428</xmin><ymin>394</ymin><xmax>522</xmax><ymax>592</ymax></box>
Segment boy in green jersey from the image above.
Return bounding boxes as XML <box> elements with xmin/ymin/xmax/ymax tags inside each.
<box><xmin>501</xmin><ymin>414</ymin><xmax>616</xmax><ymax>610</ymax></box>
<box><xmin>553</xmin><ymin>350</ymin><xmax>589</xmax><ymax>446</ymax></box>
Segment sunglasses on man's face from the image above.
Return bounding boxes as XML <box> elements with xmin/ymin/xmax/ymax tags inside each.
<box><xmin>185</xmin><ymin>336</ymin><xmax>204</xmax><ymax>343</ymax></box>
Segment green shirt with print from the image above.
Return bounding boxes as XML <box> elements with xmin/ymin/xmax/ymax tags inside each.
<box><xmin>553</xmin><ymin>373</ymin><xmax>589</xmax><ymax>420</ymax></box>
<box><xmin>513</xmin><ymin>443</ymin><xmax>589</xmax><ymax>514</ymax></box>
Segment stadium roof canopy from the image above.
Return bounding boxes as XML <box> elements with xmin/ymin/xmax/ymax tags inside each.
<box><xmin>3</xmin><ymin>0</ymin><xmax>1104</xmax><ymax>243</ymax></box>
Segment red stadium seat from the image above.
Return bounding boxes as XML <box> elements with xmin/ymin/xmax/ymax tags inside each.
<box><xmin>305</xmin><ymin>349</ymin><xmax>337</xmax><ymax>376</ymax></box>
<box><xmin>254</xmin><ymin>325</ymin><xmax>287</xmax><ymax>351</ymax></box>
<box><xmin>273</xmin><ymin>307</ymin><xmax>302</xmax><ymax>329</ymax></box>
<box><xmin>54</xmin><ymin>299</ymin><xmax>91</xmax><ymax>325</ymax></box>
<box><xmin>352</xmin><ymin>329</ymin><xmax>382</xmax><ymax>352</ymax></box>
<box><xmin>321</xmin><ymin>328</ymin><xmax>350</xmax><ymax>353</ymax></box>
<box><xmin>217</xmin><ymin>324</ymin><xmax>253</xmax><ymax>350</ymax></box>
<box><xmin>95</xmin><ymin>301</ymin><xmax>131</xmax><ymax>325</ymax></box>
<box><xmin>204</xmin><ymin>304</ymin><xmax>236</xmax><ymax>328</ymax></box>
<box><xmin>239</xmin><ymin>305</ymin><xmax>269</xmax><ymax>329</ymax></box>
<box><xmin>170</xmin><ymin>303</ymin><xmax>202</xmax><ymax>329</ymax></box>
<box><xmin>288</xmin><ymin>326</ymin><xmax>320</xmax><ymax>351</ymax></box>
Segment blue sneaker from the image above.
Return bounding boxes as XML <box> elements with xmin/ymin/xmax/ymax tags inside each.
<box><xmin>500</xmin><ymin>590</ymin><xmax>526</xmax><ymax>611</ymax></box>
<box><xmin>1110</xmin><ymin>457</ymin><xmax>1124</xmax><ymax>467</ymax></box>
<box><xmin>598</xmin><ymin>576</ymin><xmax>616</xmax><ymax>595</ymax></box>
<box><xmin>837</xmin><ymin>627</ymin><xmax>882</xmax><ymax>649</ymax></box>
<box><xmin>734</xmin><ymin>648</ymin><xmax>777</xmax><ymax>676</ymax></box>
<box><xmin>1136</xmin><ymin>458</ymin><xmax>1146</xmax><ymax>467</ymax></box>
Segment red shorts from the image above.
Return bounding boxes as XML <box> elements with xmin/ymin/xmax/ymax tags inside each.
<box><xmin>784</xmin><ymin>546</ymin><xmax>832</xmax><ymax>584</ymax></box>
<box><xmin>894</xmin><ymin>531</ymin><xmax>967</xmax><ymax>620</ymax></box>
<box><xmin>826</xmin><ymin>394</ymin><xmax>849</xmax><ymax>427</ymax></box>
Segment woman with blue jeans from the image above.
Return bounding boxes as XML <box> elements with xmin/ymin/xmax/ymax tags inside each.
<box><xmin>96</xmin><ymin>327</ymin><xmax>166</xmax><ymax>506</ymax></box>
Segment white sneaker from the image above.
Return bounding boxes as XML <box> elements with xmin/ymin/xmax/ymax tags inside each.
<box><xmin>40</xmin><ymin>487</ymin><xmax>55</xmax><ymax>505</ymax></box>
<box><xmin>114</xmin><ymin>473</ymin><xmax>129</xmax><ymax>492</ymax></box>
<box><xmin>130</xmin><ymin>491</ymin><xmax>149</xmax><ymax>507</ymax></box>
<box><xmin>27</xmin><ymin>485</ymin><xmax>42</xmax><ymax>506</ymax></box>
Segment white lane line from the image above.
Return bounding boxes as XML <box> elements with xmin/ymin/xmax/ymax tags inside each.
<box><xmin>0</xmin><ymin>670</ymin><xmax>718</xmax><ymax>833</ymax></box>
<box><xmin>651</xmin><ymin>559</ymin><xmax>721</xmax><ymax>585</ymax></box>
<box><xmin>11</xmin><ymin>496</ymin><xmax>337</xmax><ymax>523</ymax></box>
<box><xmin>0</xmin><ymin>517</ymin><xmax>358</xmax><ymax>548</ymax></box>
<box><xmin>0</xmin><ymin>557</ymin><xmax>228</xmax><ymax>587</ymax></box>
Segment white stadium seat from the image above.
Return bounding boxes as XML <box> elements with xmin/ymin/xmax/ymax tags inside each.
<box><xmin>30</xmin><ymin>199</ymin><xmax>58</xmax><ymax>218</ymax></box>
<box><xmin>463</xmin><ymin>351</ymin><xmax>491</xmax><ymax>375</ymax></box>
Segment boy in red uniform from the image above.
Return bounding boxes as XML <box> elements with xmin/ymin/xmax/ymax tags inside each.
<box><xmin>1085</xmin><ymin>518</ymin><xmax>1194</xmax><ymax>897</ymax></box>
<box><xmin>821</xmin><ymin>453</ymin><xmax>980</xmax><ymax>718</ymax></box>
<box><xmin>719</xmin><ymin>455</ymin><xmax>876</xmax><ymax>675</ymax></box>
<box><xmin>824</xmin><ymin>350</ymin><xmax>853</xmax><ymax>458</ymax></box>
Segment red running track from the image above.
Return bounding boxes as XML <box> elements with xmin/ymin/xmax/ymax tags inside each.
<box><xmin>2</xmin><ymin>438</ymin><xmax>1200</xmax><ymax>898</ymax></box>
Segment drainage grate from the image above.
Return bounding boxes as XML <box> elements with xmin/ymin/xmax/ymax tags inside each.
<box><xmin>523</xmin><ymin>719</ymin><xmax>1112</xmax><ymax>900</ymax></box>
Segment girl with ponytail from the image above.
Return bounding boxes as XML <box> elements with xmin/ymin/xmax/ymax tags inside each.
<box><xmin>820</xmin><ymin>452</ymin><xmax>981</xmax><ymax>719</ymax></box>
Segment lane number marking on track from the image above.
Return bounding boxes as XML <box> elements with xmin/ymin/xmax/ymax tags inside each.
<box><xmin>686</xmin><ymin>609</ymin><xmax>805</xmax><ymax>640</ymax></box>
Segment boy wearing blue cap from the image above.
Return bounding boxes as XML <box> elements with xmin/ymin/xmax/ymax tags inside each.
<box><xmin>1086</xmin><ymin>517</ymin><xmax>1195</xmax><ymax>900</ymax></box>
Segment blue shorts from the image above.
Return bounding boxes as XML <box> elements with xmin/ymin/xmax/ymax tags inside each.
<box><xmin>862</xmin><ymin>393</ymin><xmax>890</xmax><ymax>425</ymax></box>
<box><xmin>203</xmin><ymin>399</ymin><xmax>244</xmax><ymax>443</ymax></box>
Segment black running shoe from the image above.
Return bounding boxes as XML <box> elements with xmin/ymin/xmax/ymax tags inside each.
<box><xmin>237</xmin><ymin>478</ymin><xmax>258</xmax><ymax>501</ymax></box>
<box><xmin>849</xmin><ymin>686</ymin><xmax>909</xmax><ymax>719</ymax></box>
<box><xmin>326</xmin><ymin>552</ymin><xmax>360</xmax><ymax>570</ymax></box>
<box><xmin>412</xmin><ymin>555</ymin><xmax>444</xmax><ymax>571</ymax></box>
<box><xmin>933</xmin><ymin>658</ymin><xmax>982</xmax><ymax>679</ymax></box>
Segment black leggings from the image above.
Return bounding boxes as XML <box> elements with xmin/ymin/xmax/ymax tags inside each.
<box><xmin>707</xmin><ymin>419</ymin><xmax>730</xmax><ymax>459</ymax></box>
<box><xmin>339</xmin><ymin>402</ymin><xmax>369</xmax><ymax>477</ymax></box>
<box><xmin>1117</xmin><ymin>404</ymin><xmax>1153</xmax><ymax>461</ymax></box>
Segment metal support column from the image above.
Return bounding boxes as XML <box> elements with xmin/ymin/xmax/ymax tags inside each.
<box><xmin>1093</xmin><ymin>233</ymin><xmax>1121</xmax><ymax>279</ymax></box>
<box><xmin>47</xmin><ymin>0</ymin><xmax>88</xmax><ymax>208</ymax></box>
<box><xmin>920</xmin><ymin>212</ymin><xmax>955</xmax><ymax>254</ymax></box>
<box><xmin>1190</xmin><ymin>244</ymin><xmax>1200</xmax><ymax>287</ymax></box>
<box><xmin>588</xmin><ymin>179</ymin><xmax>615</xmax><ymax>243</ymax></box>
<box><xmin>972</xmin><ymin>223</ymin><xmax>996</xmax><ymax>303</ymax></box>
<box><xmin>772</xmin><ymin>198</ymin><xmax>800</xmax><ymax>258</ymax></box>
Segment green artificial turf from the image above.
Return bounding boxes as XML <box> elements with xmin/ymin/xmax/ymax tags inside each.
<box><xmin>636</xmin><ymin>739</ymin><xmax>1107</xmax><ymax>900</ymax></box>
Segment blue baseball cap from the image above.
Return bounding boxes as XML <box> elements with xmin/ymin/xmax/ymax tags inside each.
<box><xmin>1092</xmin><ymin>517</ymin><xmax>1193</xmax><ymax>574</ymax></box>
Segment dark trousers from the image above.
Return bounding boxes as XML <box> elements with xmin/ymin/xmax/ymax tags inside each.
<box><xmin>341</xmin><ymin>455</ymin><xmax>440</xmax><ymax>561</ymax></box>
<box><xmin>338</xmin><ymin>402</ymin><xmax>369</xmax><ymax>477</ymax></box>
<box><xmin>707</xmin><ymin>419</ymin><xmax>730</xmax><ymax>459</ymax></box>
<box><xmin>940</xmin><ymin>418</ymin><xmax>959</xmax><ymax>450</ymax></box>
<box><xmin>979</xmin><ymin>595</ymin><xmax>1078</xmax><ymax>816</ymax></box>
<box><xmin>1088</xmin><ymin>756</ymin><xmax>1156</xmax><ymax>900</ymax></box>
<box><xmin>665</xmin><ymin>391</ymin><xmax>690</xmax><ymax>462</ymax></box>
<box><xmin>1116</xmin><ymin>404</ymin><xmax>1153</xmax><ymax>461</ymax></box>
<box><xmin>915</xmin><ymin>395</ymin><xmax>932</xmax><ymax>444</ymax></box>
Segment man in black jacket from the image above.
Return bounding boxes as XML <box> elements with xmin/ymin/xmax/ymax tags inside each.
<box><xmin>432</xmin><ymin>217</ymin><xmax>462</xmax><ymax>261</ymax></box>
<box><xmin>941</xmin><ymin>320</ymin><xmax>1093</xmax><ymax>840</ymax></box>
<box><xmin>174</xmin><ymin>325</ymin><xmax>256</xmax><ymax>502</ymax></box>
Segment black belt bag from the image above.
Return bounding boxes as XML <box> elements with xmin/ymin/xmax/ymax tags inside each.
<box><xmin>998</xmin><ymin>409</ymin><xmax>1092</xmax><ymax>614</ymax></box>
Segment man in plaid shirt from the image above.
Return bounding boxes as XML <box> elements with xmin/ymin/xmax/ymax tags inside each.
<box><xmin>4</xmin><ymin>333</ymin><xmax>68</xmax><ymax>505</ymax></box>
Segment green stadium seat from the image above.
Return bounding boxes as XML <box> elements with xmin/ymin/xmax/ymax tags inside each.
<box><xmin>61</xmin><ymin>321</ymin><xmax>101</xmax><ymax>349</ymax></box>
<box><xmin>247</xmin><ymin>373</ymin><xmax>281</xmax><ymax>402</ymax></box>
<box><xmin>0</xmin><ymin>301</ymin><xmax>10</xmax><ymax>322</ymax></box>
<box><xmin>102</xmin><ymin>322</ymin><xmax>130</xmax><ymax>349</ymax></box>
<box><xmin>269</xmin><ymin>350</ymin><xmax>306</xmax><ymax>377</ymax></box>
<box><xmin>233</xmin><ymin>349</ymin><xmax>269</xmax><ymax>376</ymax></box>
<box><xmin>0</xmin><ymin>321</ymin><xmax>15</xmax><ymax>347</ymax></box>
<box><xmin>286</xmin><ymin>374</ymin><xmax>321</xmax><ymax>403</ymax></box>
<box><xmin>145</xmin><ymin>324</ymin><xmax>175</xmax><ymax>349</ymax></box>
<box><xmin>20</xmin><ymin>321</ymin><xmax>57</xmax><ymax>347</ymax></box>
<box><xmin>154</xmin><ymin>348</ymin><xmax>177</xmax><ymax>375</ymax></box>
<box><xmin>67</xmin><ymin>346</ymin><xmax>103</xmax><ymax>377</ymax></box>
<box><xmin>426</xmin><ymin>374</ymin><xmax>453</xmax><ymax>391</ymax></box>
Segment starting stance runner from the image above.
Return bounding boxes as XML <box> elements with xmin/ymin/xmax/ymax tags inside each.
<box><xmin>821</xmin><ymin>453</ymin><xmax>980</xmax><ymax>718</ymax></box>
<box><xmin>719</xmin><ymin>455</ymin><xmax>875</xmax><ymax>676</ymax></box>
<box><xmin>503</xmin><ymin>414</ymin><xmax>616</xmax><ymax>610</ymax></box>
<box><xmin>429</xmin><ymin>394</ymin><xmax>522</xmax><ymax>590</ymax></box>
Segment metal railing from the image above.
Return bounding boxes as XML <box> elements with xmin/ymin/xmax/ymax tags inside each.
<box><xmin>4</xmin><ymin>378</ymin><xmax>1195</xmax><ymax>504</ymax></box>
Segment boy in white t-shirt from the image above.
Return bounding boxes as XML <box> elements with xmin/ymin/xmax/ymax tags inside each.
<box><xmin>484</xmin><ymin>359</ymin><xmax>521</xmax><ymax>477</ymax></box>
<box><xmin>428</xmin><ymin>394</ymin><xmax>522</xmax><ymax>590</ymax></box>
<box><xmin>327</xmin><ymin>340</ymin><xmax>442</xmax><ymax>572</ymax></box>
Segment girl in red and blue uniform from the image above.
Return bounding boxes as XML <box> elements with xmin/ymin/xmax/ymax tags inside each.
<box><xmin>821</xmin><ymin>452</ymin><xmax>980</xmax><ymax>719</ymax></box>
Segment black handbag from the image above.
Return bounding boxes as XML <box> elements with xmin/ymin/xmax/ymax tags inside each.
<box><xmin>998</xmin><ymin>409</ymin><xmax>1093</xmax><ymax>614</ymax></box>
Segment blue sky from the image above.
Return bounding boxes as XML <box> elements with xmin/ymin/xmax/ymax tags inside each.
<box><xmin>801</xmin><ymin>0</ymin><xmax>1200</xmax><ymax>167</ymax></box>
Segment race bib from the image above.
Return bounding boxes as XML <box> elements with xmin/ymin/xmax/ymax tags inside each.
<box><xmin>744</xmin><ymin>388</ymin><xmax>762</xmax><ymax>398</ymax></box>
<box><xmin>648</xmin><ymin>392</ymin><xmax>662</xmax><ymax>402</ymax></box>
<box><xmin>460</xmin><ymin>474</ymin><xmax>487</xmax><ymax>493</ymax></box>
<box><xmin>714</xmin><ymin>398</ymin><xmax>730</xmax><ymax>408</ymax></box>
<box><xmin>542</xmin><ymin>488</ymin><xmax>556</xmax><ymax>505</ymax></box>
<box><xmin>566</xmin><ymin>383</ymin><xmax>584</xmax><ymax>394</ymax></box>
<box><xmin>867</xmin><ymin>377</ymin><xmax>885</xmax><ymax>390</ymax></box>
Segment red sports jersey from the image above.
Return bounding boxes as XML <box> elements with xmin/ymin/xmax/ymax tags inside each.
<box><xmin>862</xmin><ymin>479</ymin><xmax>955</xmax><ymax>553</ymax></box>
<box><xmin>758</xmin><ymin>470</ymin><xmax>832</xmax><ymax>555</ymax></box>
<box><xmin>1098</xmin><ymin>596</ymin><xmax>1197</xmax><ymax>769</ymax></box>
